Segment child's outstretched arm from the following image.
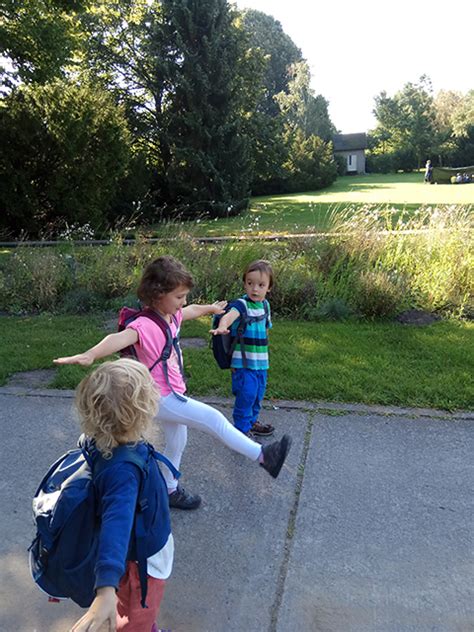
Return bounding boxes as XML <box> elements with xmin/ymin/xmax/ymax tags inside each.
<box><xmin>182</xmin><ymin>300</ymin><xmax>227</xmax><ymax>321</ymax></box>
<box><xmin>209</xmin><ymin>308</ymin><xmax>240</xmax><ymax>335</ymax></box>
<box><xmin>69</xmin><ymin>586</ymin><xmax>116</xmax><ymax>631</ymax></box>
<box><xmin>54</xmin><ymin>329</ymin><xmax>139</xmax><ymax>366</ymax></box>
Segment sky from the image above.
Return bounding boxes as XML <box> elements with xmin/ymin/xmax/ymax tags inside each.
<box><xmin>233</xmin><ymin>0</ymin><xmax>473</xmax><ymax>134</ymax></box>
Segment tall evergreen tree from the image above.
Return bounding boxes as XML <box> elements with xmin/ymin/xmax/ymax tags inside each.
<box><xmin>162</xmin><ymin>0</ymin><xmax>253</xmax><ymax>215</ymax></box>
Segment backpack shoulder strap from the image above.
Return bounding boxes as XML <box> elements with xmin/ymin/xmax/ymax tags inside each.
<box><xmin>263</xmin><ymin>299</ymin><xmax>270</xmax><ymax>326</ymax></box>
<box><xmin>230</xmin><ymin>298</ymin><xmax>249</xmax><ymax>367</ymax></box>
<box><xmin>91</xmin><ymin>445</ymin><xmax>156</xmax><ymax>609</ymax></box>
<box><xmin>134</xmin><ymin>310</ymin><xmax>187</xmax><ymax>402</ymax></box>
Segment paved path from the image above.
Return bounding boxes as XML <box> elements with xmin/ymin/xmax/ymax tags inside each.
<box><xmin>0</xmin><ymin>387</ymin><xmax>472</xmax><ymax>632</ymax></box>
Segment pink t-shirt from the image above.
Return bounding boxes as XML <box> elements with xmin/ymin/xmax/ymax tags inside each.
<box><xmin>126</xmin><ymin>309</ymin><xmax>186</xmax><ymax>397</ymax></box>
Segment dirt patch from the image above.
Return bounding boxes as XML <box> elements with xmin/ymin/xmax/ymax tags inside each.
<box><xmin>395</xmin><ymin>310</ymin><xmax>441</xmax><ymax>326</ymax></box>
<box><xmin>180</xmin><ymin>337</ymin><xmax>208</xmax><ymax>349</ymax></box>
<box><xmin>6</xmin><ymin>369</ymin><xmax>57</xmax><ymax>389</ymax></box>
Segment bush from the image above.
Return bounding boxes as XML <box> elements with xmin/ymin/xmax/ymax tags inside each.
<box><xmin>59</xmin><ymin>288</ymin><xmax>105</xmax><ymax>314</ymax></box>
<box><xmin>282</xmin><ymin>130</ymin><xmax>338</xmax><ymax>192</ymax></box>
<box><xmin>310</xmin><ymin>298</ymin><xmax>353</xmax><ymax>321</ymax></box>
<box><xmin>0</xmin><ymin>80</ymin><xmax>132</xmax><ymax>237</ymax></box>
<box><xmin>74</xmin><ymin>242</ymin><xmax>140</xmax><ymax>299</ymax></box>
<box><xmin>353</xmin><ymin>270</ymin><xmax>405</xmax><ymax>319</ymax></box>
<box><xmin>0</xmin><ymin>248</ymin><xmax>72</xmax><ymax>312</ymax></box>
<box><xmin>1</xmin><ymin>205</ymin><xmax>471</xmax><ymax>320</ymax></box>
<box><xmin>366</xmin><ymin>153</ymin><xmax>394</xmax><ymax>174</ymax></box>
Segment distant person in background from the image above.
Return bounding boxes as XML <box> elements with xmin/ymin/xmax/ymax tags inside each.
<box><xmin>424</xmin><ymin>160</ymin><xmax>433</xmax><ymax>184</ymax></box>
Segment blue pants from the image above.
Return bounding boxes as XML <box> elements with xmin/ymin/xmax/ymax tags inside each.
<box><xmin>231</xmin><ymin>368</ymin><xmax>268</xmax><ymax>433</ymax></box>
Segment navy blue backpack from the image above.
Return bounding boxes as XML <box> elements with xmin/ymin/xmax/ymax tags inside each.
<box><xmin>29</xmin><ymin>437</ymin><xmax>179</xmax><ymax>608</ymax></box>
<box><xmin>211</xmin><ymin>299</ymin><xmax>270</xmax><ymax>369</ymax></box>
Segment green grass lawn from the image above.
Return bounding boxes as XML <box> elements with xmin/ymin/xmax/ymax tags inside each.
<box><xmin>2</xmin><ymin>314</ymin><xmax>472</xmax><ymax>411</ymax></box>
<box><xmin>186</xmin><ymin>173</ymin><xmax>474</xmax><ymax>236</ymax></box>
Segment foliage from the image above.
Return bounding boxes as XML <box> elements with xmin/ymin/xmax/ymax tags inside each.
<box><xmin>275</xmin><ymin>61</ymin><xmax>335</xmax><ymax>142</ymax></box>
<box><xmin>239</xmin><ymin>10</ymin><xmax>301</xmax><ymax>194</ymax></box>
<box><xmin>240</xmin><ymin>9</ymin><xmax>302</xmax><ymax>117</ymax></box>
<box><xmin>161</xmin><ymin>0</ymin><xmax>256</xmax><ymax>216</ymax></box>
<box><xmin>370</xmin><ymin>80</ymin><xmax>474</xmax><ymax>171</ymax></box>
<box><xmin>0</xmin><ymin>248</ymin><xmax>73</xmax><ymax>312</ymax></box>
<box><xmin>0</xmin><ymin>0</ymin><xmax>87</xmax><ymax>86</ymax></box>
<box><xmin>282</xmin><ymin>130</ymin><xmax>337</xmax><ymax>192</ymax></box>
<box><xmin>0</xmin><ymin>1</ymin><xmax>340</xmax><ymax>231</ymax></box>
<box><xmin>369</xmin><ymin>75</ymin><xmax>436</xmax><ymax>170</ymax></box>
<box><xmin>1</xmin><ymin>200</ymin><xmax>471</xmax><ymax>321</ymax></box>
<box><xmin>0</xmin><ymin>79</ymin><xmax>131</xmax><ymax>236</ymax></box>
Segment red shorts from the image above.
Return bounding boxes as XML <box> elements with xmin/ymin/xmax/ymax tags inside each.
<box><xmin>116</xmin><ymin>561</ymin><xmax>166</xmax><ymax>632</ymax></box>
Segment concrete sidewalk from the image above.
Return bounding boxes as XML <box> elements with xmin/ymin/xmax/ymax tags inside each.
<box><xmin>0</xmin><ymin>387</ymin><xmax>472</xmax><ymax>632</ymax></box>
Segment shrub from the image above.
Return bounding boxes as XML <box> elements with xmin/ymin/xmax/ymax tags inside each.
<box><xmin>74</xmin><ymin>243</ymin><xmax>139</xmax><ymax>299</ymax></box>
<box><xmin>59</xmin><ymin>288</ymin><xmax>105</xmax><ymax>314</ymax></box>
<box><xmin>353</xmin><ymin>270</ymin><xmax>405</xmax><ymax>319</ymax></box>
<box><xmin>0</xmin><ymin>248</ymin><xmax>72</xmax><ymax>312</ymax></box>
<box><xmin>282</xmin><ymin>130</ymin><xmax>338</xmax><ymax>193</ymax></box>
<box><xmin>0</xmin><ymin>79</ymin><xmax>131</xmax><ymax>237</ymax></box>
<box><xmin>1</xmin><ymin>205</ymin><xmax>471</xmax><ymax>320</ymax></box>
<box><xmin>310</xmin><ymin>298</ymin><xmax>353</xmax><ymax>321</ymax></box>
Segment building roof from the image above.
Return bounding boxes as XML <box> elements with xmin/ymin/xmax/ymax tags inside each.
<box><xmin>333</xmin><ymin>133</ymin><xmax>367</xmax><ymax>151</ymax></box>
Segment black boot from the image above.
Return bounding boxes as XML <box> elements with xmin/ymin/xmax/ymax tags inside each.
<box><xmin>260</xmin><ymin>434</ymin><xmax>292</xmax><ymax>478</ymax></box>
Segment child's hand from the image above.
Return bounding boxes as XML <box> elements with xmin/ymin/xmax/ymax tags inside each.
<box><xmin>210</xmin><ymin>300</ymin><xmax>227</xmax><ymax>314</ymax></box>
<box><xmin>209</xmin><ymin>325</ymin><xmax>230</xmax><ymax>335</ymax></box>
<box><xmin>53</xmin><ymin>351</ymin><xmax>95</xmax><ymax>366</ymax></box>
<box><xmin>69</xmin><ymin>586</ymin><xmax>116</xmax><ymax>631</ymax></box>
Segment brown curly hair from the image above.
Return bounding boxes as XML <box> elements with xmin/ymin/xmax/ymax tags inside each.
<box><xmin>137</xmin><ymin>255</ymin><xmax>194</xmax><ymax>307</ymax></box>
<box><xmin>75</xmin><ymin>358</ymin><xmax>159</xmax><ymax>458</ymax></box>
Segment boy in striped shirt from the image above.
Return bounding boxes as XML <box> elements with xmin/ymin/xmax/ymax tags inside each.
<box><xmin>210</xmin><ymin>260</ymin><xmax>275</xmax><ymax>437</ymax></box>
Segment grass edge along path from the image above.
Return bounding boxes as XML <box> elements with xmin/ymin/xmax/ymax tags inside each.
<box><xmin>2</xmin><ymin>314</ymin><xmax>473</xmax><ymax>411</ymax></box>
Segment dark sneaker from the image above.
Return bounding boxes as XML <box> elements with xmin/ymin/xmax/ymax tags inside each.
<box><xmin>251</xmin><ymin>421</ymin><xmax>275</xmax><ymax>436</ymax></box>
<box><xmin>260</xmin><ymin>434</ymin><xmax>292</xmax><ymax>478</ymax></box>
<box><xmin>168</xmin><ymin>485</ymin><xmax>201</xmax><ymax>510</ymax></box>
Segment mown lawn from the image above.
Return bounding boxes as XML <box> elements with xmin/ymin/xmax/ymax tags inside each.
<box><xmin>2</xmin><ymin>314</ymin><xmax>472</xmax><ymax>411</ymax></box>
<box><xmin>187</xmin><ymin>173</ymin><xmax>474</xmax><ymax>236</ymax></box>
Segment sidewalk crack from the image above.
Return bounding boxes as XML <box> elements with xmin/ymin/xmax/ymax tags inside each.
<box><xmin>269</xmin><ymin>412</ymin><xmax>315</xmax><ymax>632</ymax></box>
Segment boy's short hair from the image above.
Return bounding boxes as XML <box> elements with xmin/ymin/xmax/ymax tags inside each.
<box><xmin>243</xmin><ymin>259</ymin><xmax>274</xmax><ymax>289</ymax></box>
<box><xmin>75</xmin><ymin>358</ymin><xmax>158</xmax><ymax>458</ymax></box>
<box><xmin>138</xmin><ymin>256</ymin><xmax>194</xmax><ymax>306</ymax></box>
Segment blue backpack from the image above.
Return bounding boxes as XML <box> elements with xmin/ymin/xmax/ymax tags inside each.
<box><xmin>29</xmin><ymin>437</ymin><xmax>179</xmax><ymax>609</ymax></box>
<box><xmin>211</xmin><ymin>299</ymin><xmax>270</xmax><ymax>369</ymax></box>
<box><xmin>118</xmin><ymin>306</ymin><xmax>187</xmax><ymax>401</ymax></box>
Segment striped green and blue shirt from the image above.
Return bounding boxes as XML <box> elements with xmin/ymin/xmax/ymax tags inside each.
<box><xmin>229</xmin><ymin>296</ymin><xmax>272</xmax><ymax>370</ymax></box>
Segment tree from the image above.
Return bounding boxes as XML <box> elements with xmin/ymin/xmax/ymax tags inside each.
<box><xmin>370</xmin><ymin>76</ymin><xmax>436</xmax><ymax>170</ymax></box>
<box><xmin>240</xmin><ymin>9</ymin><xmax>301</xmax><ymax>117</ymax></box>
<box><xmin>160</xmin><ymin>0</ymin><xmax>256</xmax><ymax>215</ymax></box>
<box><xmin>274</xmin><ymin>61</ymin><xmax>337</xmax><ymax>191</ymax></box>
<box><xmin>0</xmin><ymin>79</ymin><xmax>131</xmax><ymax>236</ymax></box>
<box><xmin>451</xmin><ymin>90</ymin><xmax>474</xmax><ymax>139</ymax></box>
<box><xmin>0</xmin><ymin>0</ymin><xmax>88</xmax><ymax>88</ymax></box>
<box><xmin>275</xmin><ymin>61</ymin><xmax>336</xmax><ymax>141</ymax></box>
<box><xmin>282</xmin><ymin>129</ymin><xmax>337</xmax><ymax>192</ymax></box>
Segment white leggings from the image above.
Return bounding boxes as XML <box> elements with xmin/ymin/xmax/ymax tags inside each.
<box><xmin>157</xmin><ymin>394</ymin><xmax>262</xmax><ymax>491</ymax></box>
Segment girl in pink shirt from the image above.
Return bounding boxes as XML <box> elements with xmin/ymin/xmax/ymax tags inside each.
<box><xmin>55</xmin><ymin>256</ymin><xmax>291</xmax><ymax>509</ymax></box>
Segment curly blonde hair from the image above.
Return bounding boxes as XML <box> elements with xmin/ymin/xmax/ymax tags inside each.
<box><xmin>75</xmin><ymin>358</ymin><xmax>159</xmax><ymax>458</ymax></box>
